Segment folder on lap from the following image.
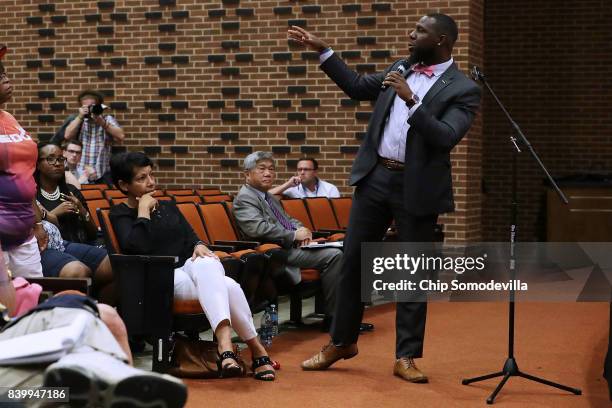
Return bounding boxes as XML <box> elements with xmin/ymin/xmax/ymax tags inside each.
<box><xmin>301</xmin><ymin>241</ymin><xmax>344</xmax><ymax>250</ymax></box>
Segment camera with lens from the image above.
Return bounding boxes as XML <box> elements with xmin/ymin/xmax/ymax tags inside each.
<box><xmin>85</xmin><ymin>103</ymin><xmax>108</xmax><ymax>118</ymax></box>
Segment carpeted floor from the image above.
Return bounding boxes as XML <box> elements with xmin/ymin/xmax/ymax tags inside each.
<box><xmin>183</xmin><ymin>302</ymin><xmax>610</xmax><ymax>407</ymax></box>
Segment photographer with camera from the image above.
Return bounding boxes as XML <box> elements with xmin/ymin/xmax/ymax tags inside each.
<box><xmin>52</xmin><ymin>89</ymin><xmax>124</xmax><ymax>186</ymax></box>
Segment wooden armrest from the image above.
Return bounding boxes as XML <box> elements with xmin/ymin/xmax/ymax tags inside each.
<box><xmin>109</xmin><ymin>254</ymin><xmax>176</xmax><ymax>336</ymax></box>
<box><xmin>208</xmin><ymin>244</ymin><xmax>236</xmax><ymax>252</ymax></box>
<box><xmin>214</xmin><ymin>240</ymin><xmax>259</xmax><ymax>250</ymax></box>
<box><xmin>319</xmin><ymin>229</ymin><xmax>346</xmax><ymax>234</ymax></box>
<box><xmin>109</xmin><ymin>254</ymin><xmax>176</xmax><ymax>263</ymax></box>
<box><xmin>27</xmin><ymin>277</ymin><xmax>92</xmax><ymax>295</ymax></box>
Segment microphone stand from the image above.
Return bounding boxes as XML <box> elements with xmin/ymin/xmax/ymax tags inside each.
<box><xmin>461</xmin><ymin>66</ymin><xmax>581</xmax><ymax>404</ymax></box>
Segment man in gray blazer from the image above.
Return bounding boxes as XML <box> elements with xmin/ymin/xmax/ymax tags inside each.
<box><xmin>232</xmin><ymin>151</ymin><xmax>342</xmax><ymax>319</ymax></box>
<box><xmin>290</xmin><ymin>13</ymin><xmax>481</xmax><ymax>382</ymax></box>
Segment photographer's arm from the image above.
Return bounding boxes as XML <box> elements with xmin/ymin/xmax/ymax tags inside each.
<box><xmin>98</xmin><ymin>115</ymin><xmax>124</xmax><ymax>143</ymax></box>
<box><xmin>103</xmin><ymin>122</ymin><xmax>124</xmax><ymax>142</ymax></box>
<box><xmin>64</xmin><ymin>115</ymin><xmax>83</xmax><ymax>141</ymax></box>
<box><xmin>65</xmin><ymin>105</ymin><xmax>89</xmax><ymax>140</ymax></box>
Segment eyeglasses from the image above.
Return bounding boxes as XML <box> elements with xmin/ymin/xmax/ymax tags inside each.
<box><xmin>39</xmin><ymin>156</ymin><xmax>67</xmax><ymax>165</ymax></box>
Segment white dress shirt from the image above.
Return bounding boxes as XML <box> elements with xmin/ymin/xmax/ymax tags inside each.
<box><xmin>284</xmin><ymin>179</ymin><xmax>340</xmax><ymax>198</ymax></box>
<box><xmin>320</xmin><ymin>50</ymin><xmax>453</xmax><ymax>163</ymax></box>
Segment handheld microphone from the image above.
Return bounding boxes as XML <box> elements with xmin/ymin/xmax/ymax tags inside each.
<box><xmin>471</xmin><ymin>66</ymin><xmax>484</xmax><ymax>82</ymax></box>
<box><xmin>381</xmin><ymin>60</ymin><xmax>410</xmax><ymax>90</ymax></box>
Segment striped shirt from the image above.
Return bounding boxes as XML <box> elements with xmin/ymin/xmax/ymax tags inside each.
<box><xmin>77</xmin><ymin>115</ymin><xmax>119</xmax><ymax>179</ymax></box>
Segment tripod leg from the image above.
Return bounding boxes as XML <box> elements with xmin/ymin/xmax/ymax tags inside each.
<box><xmin>487</xmin><ymin>373</ymin><xmax>511</xmax><ymax>404</ymax></box>
<box><xmin>462</xmin><ymin>371</ymin><xmax>504</xmax><ymax>385</ymax></box>
<box><xmin>518</xmin><ymin>372</ymin><xmax>582</xmax><ymax>395</ymax></box>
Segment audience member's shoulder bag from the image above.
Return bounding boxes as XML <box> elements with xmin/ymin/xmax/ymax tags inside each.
<box><xmin>168</xmin><ymin>333</ymin><xmax>246</xmax><ymax>379</ymax></box>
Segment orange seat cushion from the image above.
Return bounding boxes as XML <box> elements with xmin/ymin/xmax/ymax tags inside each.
<box><xmin>230</xmin><ymin>248</ymin><xmax>257</xmax><ymax>259</ymax></box>
<box><xmin>300</xmin><ymin>268</ymin><xmax>320</xmax><ymax>282</ymax></box>
<box><xmin>213</xmin><ymin>250</ymin><xmax>231</xmax><ymax>259</ymax></box>
<box><xmin>328</xmin><ymin>233</ymin><xmax>345</xmax><ymax>242</ymax></box>
<box><xmin>255</xmin><ymin>243</ymin><xmax>282</xmax><ymax>252</ymax></box>
<box><xmin>173</xmin><ymin>299</ymin><xmax>204</xmax><ymax>314</ymax></box>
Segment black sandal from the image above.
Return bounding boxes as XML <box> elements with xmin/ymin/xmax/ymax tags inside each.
<box><xmin>252</xmin><ymin>355</ymin><xmax>275</xmax><ymax>381</ymax></box>
<box><xmin>217</xmin><ymin>351</ymin><xmax>244</xmax><ymax>378</ymax></box>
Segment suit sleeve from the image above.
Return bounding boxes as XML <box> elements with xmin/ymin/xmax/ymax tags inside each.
<box><xmin>408</xmin><ymin>82</ymin><xmax>482</xmax><ymax>151</ymax></box>
<box><xmin>233</xmin><ymin>193</ymin><xmax>296</xmax><ymax>249</ymax></box>
<box><xmin>320</xmin><ymin>53</ymin><xmax>388</xmax><ymax>101</ymax></box>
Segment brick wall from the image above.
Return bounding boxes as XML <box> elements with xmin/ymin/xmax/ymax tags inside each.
<box><xmin>3</xmin><ymin>0</ymin><xmax>483</xmax><ymax>242</ymax></box>
<box><xmin>482</xmin><ymin>0</ymin><xmax>612</xmax><ymax>241</ymax></box>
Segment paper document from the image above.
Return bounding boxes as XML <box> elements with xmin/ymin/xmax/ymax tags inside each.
<box><xmin>301</xmin><ymin>241</ymin><xmax>344</xmax><ymax>250</ymax></box>
<box><xmin>0</xmin><ymin>312</ymin><xmax>89</xmax><ymax>365</ymax></box>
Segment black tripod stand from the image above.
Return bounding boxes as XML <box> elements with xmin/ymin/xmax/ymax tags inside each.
<box><xmin>461</xmin><ymin>66</ymin><xmax>581</xmax><ymax>404</ymax></box>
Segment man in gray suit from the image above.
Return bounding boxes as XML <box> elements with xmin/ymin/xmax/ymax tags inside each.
<box><xmin>232</xmin><ymin>151</ymin><xmax>342</xmax><ymax>320</ymax></box>
<box><xmin>290</xmin><ymin>13</ymin><xmax>481</xmax><ymax>382</ymax></box>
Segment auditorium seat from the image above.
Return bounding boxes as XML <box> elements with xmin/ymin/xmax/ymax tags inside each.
<box><xmin>172</xmin><ymin>195</ymin><xmax>202</xmax><ymax>204</ymax></box>
<box><xmin>86</xmin><ymin>198</ymin><xmax>110</xmax><ymax>230</ymax></box>
<box><xmin>281</xmin><ymin>198</ymin><xmax>343</xmax><ymax>241</ymax></box>
<box><xmin>176</xmin><ymin>202</ymin><xmax>268</xmax><ymax>311</ymax></box>
<box><xmin>80</xmin><ymin>189</ymin><xmax>104</xmax><ymax>201</ymax></box>
<box><xmin>97</xmin><ymin>208</ymin><xmax>210</xmax><ymax>373</ymax></box>
<box><xmin>103</xmin><ymin>189</ymin><xmax>126</xmax><ymax>200</ymax></box>
<box><xmin>304</xmin><ymin>197</ymin><xmax>346</xmax><ymax>236</ymax></box>
<box><xmin>330</xmin><ymin>197</ymin><xmax>352</xmax><ymax>229</ymax></box>
<box><xmin>166</xmin><ymin>189</ymin><xmax>194</xmax><ymax>196</ymax></box>
<box><xmin>80</xmin><ymin>183</ymin><xmax>109</xmax><ymax>191</ymax></box>
<box><xmin>196</xmin><ymin>188</ymin><xmax>223</xmax><ymax>196</ymax></box>
<box><xmin>202</xmin><ymin>194</ymin><xmax>232</xmax><ymax>203</ymax></box>
<box><xmin>223</xmin><ymin>201</ymin><xmax>326</xmax><ymax>325</ymax></box>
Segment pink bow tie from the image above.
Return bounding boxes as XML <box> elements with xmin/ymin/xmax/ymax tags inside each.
<box><xmin>412</xmin><ymin>64</ymin><xmax>434</xmax><ymax>77</ymax></box>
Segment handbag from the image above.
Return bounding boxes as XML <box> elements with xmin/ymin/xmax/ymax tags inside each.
<box><xmin>168</xmin><ymin>333</ymin><xmax>246</xmax><ymax>379</ymax></box>
<box><xmin>11</xmin><ymin>277</ymin><xmax>42</xmax><ymax>318</ymax></box>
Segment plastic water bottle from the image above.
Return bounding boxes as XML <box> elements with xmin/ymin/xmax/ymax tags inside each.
<box><xmin>260</xmin><ymin>307</ymin><xmax>273</xmax><ymax>348</ymax></box>
<box><xmin>269</xmin><ymin>304</ymin><xmax>279</xmax><ymax>338</ymax></box>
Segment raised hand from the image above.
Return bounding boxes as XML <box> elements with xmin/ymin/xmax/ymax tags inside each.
<box><xmin>191</xmin><ymin>244</ymin><xmax>219</xmax><ymax>261</ymax></box>
<box><xmin>50</xmin><ymin>200</ymin><xmax>78</xmax><ymax>217</ymax></box>
<box><xmin>382</xmin><ymin>71</ymin><xmax>414</xmax><ymax>102</ymax></box>
<box><xmin>287</xmin><ymin>26</ymin><xmax>329</xmax><ymax>52</ymax></box>
<box><xmin>78</xmin><ymin>105</ymin><xmax>89</xmax><ymax>119</ymax></box>
<box><xmin>137</xmin><ymin>193</ymin><xmax>158</xmax><ymax>214</ymax></box>
<box><xmin>295</xmin><ymin>227</ymin><xmax>313</xmax><ymax>246</ymax></box>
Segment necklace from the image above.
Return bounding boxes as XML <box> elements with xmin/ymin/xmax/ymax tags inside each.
<box><xmin>40</xmin><ymin>186</ymin><xmax>61</xmax><ymax>201</ymax></box>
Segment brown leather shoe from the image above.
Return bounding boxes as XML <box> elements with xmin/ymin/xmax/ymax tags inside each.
<box><xmin>301</xmin><ymin>342</ymin><xmax>358</xmax><ymax>370</ymax></box>
<box><xmin>393</xmin><ymin>357</ymin><xmax>428</xmax><ymax>383</ymax></box>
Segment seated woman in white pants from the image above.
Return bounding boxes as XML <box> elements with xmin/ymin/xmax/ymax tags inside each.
<box><xmin>109</xmin><ymin>152</ymin><xmax>274</xmax><ymax>381</ymax></box>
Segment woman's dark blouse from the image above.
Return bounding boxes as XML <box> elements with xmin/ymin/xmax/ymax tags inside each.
<box><xmin>109</xmin><ymin>201</ymin><xmax>200</xmax><ymax>266</ymax></box>
<box><xmin>37</xmin><ymin>183</ymin><xmax>91</xmax><ymax>243</ymax></box>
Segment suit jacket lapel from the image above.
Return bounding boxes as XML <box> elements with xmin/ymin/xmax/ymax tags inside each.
<box><xmin>246</xmin><ymin>185</ymin><xmax>277</xmax><ymax>220</ymax></box>
<box><xmin>421</xmin><ymin>63</ymin><xmax>457</xmax><ymax>106</ymax></box>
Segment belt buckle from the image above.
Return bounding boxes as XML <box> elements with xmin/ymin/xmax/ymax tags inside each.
<box><xmin>381</xmin><ymin>157</ymin><xmax>403</xmax><ymax>170</ymax></box>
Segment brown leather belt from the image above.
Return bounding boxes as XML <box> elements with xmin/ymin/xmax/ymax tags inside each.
<box><xmin>377</xmin><ymin>156</ymin><xmax>404</xmax><ymax>171</ymax></box>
